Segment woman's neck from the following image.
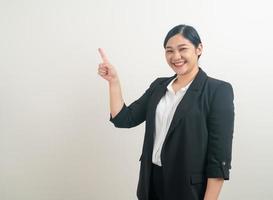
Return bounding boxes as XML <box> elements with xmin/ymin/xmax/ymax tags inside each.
<box><xmin>175</xmin><ymin>66</ymin><xmax>199</xmax><ymax>86</ymax></box>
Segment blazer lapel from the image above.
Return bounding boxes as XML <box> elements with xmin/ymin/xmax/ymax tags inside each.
<box><xmin>149</xmin><ymin>75</ymin><xmax>176</xmax><ymax>113</ymax></box>
<box><xmin>163</xmin><ymin>67</ymin><xmax>208</xmax><ymax>144</ymax></box>
<box><xmin>146</xmin><ymin>74</ymin><xmax>176</xmax><ymax>143</ymax></box>
<box><xmin>146</xmin><ymin>67</ymin><xmax>208</xmax><ymax>153</ymax></box>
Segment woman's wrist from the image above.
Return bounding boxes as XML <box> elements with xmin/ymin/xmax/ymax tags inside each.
<box><xmin>109</xmin><ymin>77</ymin><xmax>120</xmax><ymax>86</ymax></box>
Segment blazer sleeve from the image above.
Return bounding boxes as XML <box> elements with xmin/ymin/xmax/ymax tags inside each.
<box><xmin>109</xmin><ymin>78</ymin><xmax>160</xmax><ymax>128</ymax></box>
<box><xmin>205</xmin><ymin>82</ymin><xmax>235</xmax><ymax>180</ymax></box>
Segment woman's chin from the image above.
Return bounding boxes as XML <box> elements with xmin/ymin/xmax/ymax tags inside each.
<box><xmin>173</xmin><ymin>68</ymin><xmax>188</xmax><ymax>75</ymax></box>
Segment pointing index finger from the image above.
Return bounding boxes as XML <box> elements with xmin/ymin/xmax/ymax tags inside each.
<box><xmin>98</xmin><ymin>48</ymin><xmax>109</xmax><ymax>63</ymax></box>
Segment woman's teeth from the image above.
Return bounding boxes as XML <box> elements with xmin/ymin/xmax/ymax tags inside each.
<box><xmin>173</xmin><ymin>61</ymin><xmax>186</xmax><ymax>67</ymax></box>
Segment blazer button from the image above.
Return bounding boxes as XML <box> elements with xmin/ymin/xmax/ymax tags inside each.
<box><xmin>222</xmin><ymin>161</ymin><xmax>226</xmax><ymax>166</ymax></box>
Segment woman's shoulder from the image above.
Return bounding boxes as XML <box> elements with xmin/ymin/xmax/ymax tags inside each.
<box><xmin>206</xmin><ymin>76</ymin><xmax>234</xmax><ymax>102</ymax></box>
<box><xmin>207</xmin><ymin>75</ymin><xmax>233</xmax><ymax>89</ymax></box>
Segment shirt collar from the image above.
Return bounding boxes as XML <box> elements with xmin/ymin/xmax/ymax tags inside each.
<box><xmin>167</xmin><ymin>76</ymin><xmax>193</xmax><ymax>94</ymax></box>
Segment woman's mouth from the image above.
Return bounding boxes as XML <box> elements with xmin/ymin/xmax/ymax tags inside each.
<box><xmin>173</xmin><ymin>61</ymin><xmax>186</xmax><ymax>67</ymax></box>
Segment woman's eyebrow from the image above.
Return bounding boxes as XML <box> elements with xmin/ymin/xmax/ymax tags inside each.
<box><xmin>166</xmin><ymin>44</ymin><xmax>188</xmax><ymax>49</ymax></box>
<box><xmin>177</xmin><ymin>44</ymin><xmax>188</xmax><ymax>47</ymax></box>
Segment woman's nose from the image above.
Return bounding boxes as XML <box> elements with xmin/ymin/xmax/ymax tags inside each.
<box><xmin>173</xmin><ymin>50</ymin><xmax>181</xmax><ymax>60</ymax></box>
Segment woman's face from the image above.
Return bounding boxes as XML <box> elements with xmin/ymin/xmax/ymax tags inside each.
<box><xmin>165</xmin><ymin>34</ymin><xmax>202</xmax><ymax>76</ymax></box>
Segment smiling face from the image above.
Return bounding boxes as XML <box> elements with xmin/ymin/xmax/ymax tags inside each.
<box><xmin>165</xmin><ymin>34</ymin><xmax>202</xmax><ymax>76</ymax></box>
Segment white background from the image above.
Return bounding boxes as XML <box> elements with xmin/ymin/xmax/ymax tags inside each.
<box><xmin>1</xmin><ymin>0</ymin><xmax>273</xmax><ymax>199</ymax></box>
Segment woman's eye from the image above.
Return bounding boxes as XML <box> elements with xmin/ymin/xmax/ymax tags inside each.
<box><xmin>166</xmin><ymin>50</ymin><xmax>173</xmax><ymax>53</ymax></box>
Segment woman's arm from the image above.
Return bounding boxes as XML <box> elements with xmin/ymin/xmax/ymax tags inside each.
<box><xmin>97</xmin><ymin>48</ymin><xmax>124</xmax><ymax>118</ymax></box>
<box><xmin>109</xmin><ymin>79</ymin><xmax>124</xmax><ymax>118</ymax></box>
<box><xmin>206</xmin><ymin>82</ymin><xmax>235</xmax><ymax>180</ymax></box>
<box><xmin>108</xmin><ymin>78</ymin><xmax>159</xmax><ymax>128</ymax></box>
<box><xmin>98</xmin><ymin>47</ymin><xmax>159</xmax><ymax>128</ymax></box>
<box><xmin>204</xmin><ymin>82</ymin><xmax>234</xmax><ymax>199</ymax></box>
<box><xmin>204</xmin><ymin>178</ymin><xmax>224</xmax><ymax>200</ymax></box>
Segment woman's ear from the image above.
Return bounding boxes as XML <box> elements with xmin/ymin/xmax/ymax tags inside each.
<box><xmin>196</xmin><ymin>43</ymin><xmax>203</xmax><ymax>56</ymax></box>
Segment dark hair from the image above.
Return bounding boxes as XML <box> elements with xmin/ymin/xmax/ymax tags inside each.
<box><xmin>163</xmin><ymin>24</ymin><xmax>202</xmax><ymax>58</ymax></box>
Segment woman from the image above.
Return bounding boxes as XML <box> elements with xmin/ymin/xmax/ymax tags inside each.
<box><xmin>97</xmin><ymin>24</ymin><xmax>235</xmax><ymax>200</ymax></box>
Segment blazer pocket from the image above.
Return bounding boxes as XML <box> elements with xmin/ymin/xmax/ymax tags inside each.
<box><xmin>190</xmin><ymin>174</ymin><xmax>205</xmax><ymax>185</ymax></box>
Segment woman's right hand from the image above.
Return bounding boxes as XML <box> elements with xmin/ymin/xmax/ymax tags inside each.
<box><xmin>97</xmin><ymin>48</ymin><xmax>119</xmax><ymax>83</ymax></box>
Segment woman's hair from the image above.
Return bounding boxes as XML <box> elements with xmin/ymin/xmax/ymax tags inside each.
<box><xmin>163</xmin><ymin>24</ymin><xmax>202</xmax><ymax>58</ymax></box>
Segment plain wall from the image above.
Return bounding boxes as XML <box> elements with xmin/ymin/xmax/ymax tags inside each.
<box><xmin>1</xmin><ymin>0</ymin><xmax>273</xmax><ymax>199</ymax></box>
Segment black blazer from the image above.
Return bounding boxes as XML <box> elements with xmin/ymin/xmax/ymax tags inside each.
<box><xmin>109</xmin><ymin>67</ymin><xmax>235</xmax><ymax>200</ymax></box>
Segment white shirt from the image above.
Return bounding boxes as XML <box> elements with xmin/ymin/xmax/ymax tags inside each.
<box><xmin>152</xmin><ymin>76</ymin><xmax>193</xmax><ymax>166</ymax></box>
